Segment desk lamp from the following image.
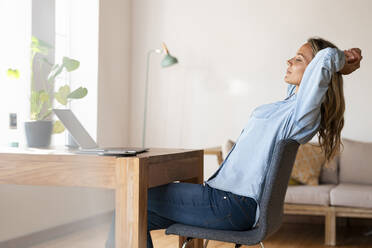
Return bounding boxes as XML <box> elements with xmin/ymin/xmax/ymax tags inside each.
<box><xmin>142</xmin><ymin>42</ymin><xmax>178</xmax><ymax>148</ymax></box>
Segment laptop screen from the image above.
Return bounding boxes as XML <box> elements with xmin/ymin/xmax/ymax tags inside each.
<box><xmin>53</xmin><ymin>109</ymin><xmax>98</xmax><ymax>149</ymax></box>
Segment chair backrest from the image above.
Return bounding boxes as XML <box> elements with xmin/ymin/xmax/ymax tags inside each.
<box><xmin>255</xmin><ymin>139</ymin><xmax>299</xmax><ymax>240</ymax></box>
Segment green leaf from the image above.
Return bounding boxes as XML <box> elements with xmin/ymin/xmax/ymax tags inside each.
<box><xmin>31</xmin><ymin>42</ymin><xmax>47</xmax><ymax>55</ymax></box>
<box><xmin>31</xmin><ymin>36</ymin><xmax>52</xmax><ymax>55</ymax></box>
<box><xmin>67</xmin><ymin>87</ymin><xmax>88</xmax><ymax>99</ymax></box>
<box><xmin>31</xmin><ymin>36</ymin><xmax>39</xmax><ymax>53</ymax></box>
<box><xmin>38</xmin><ymin>38</ymin><xmax>53</xmax><ymax>49</ymax></box>
<box><xmin>30</xmin><ymin>90</ymin><xmax>40</xmax><ymax>114</ymax></box>
<box><xmin>7</xmin><ymin>69</ymin><xmax>20</xmax><ymax>79</ymax></box>
<box><xmin>39</xmin><ymin>91</ymin><xmax>49</xmax><ymax>103</ymax></box>
<box><xmin>53</xmin><ymin>120</ymin><xmax>65</xmax><ymax>134</ymax></box>
<box><xmin>55</xmin><ymin>85</ymin><xmax>71</xmax><ymax>105</ymax></box>
<box><xmin>63</xmin><ymin>57</ymin><xmax>80</xmax><ymax>72</ymax></box>
<box><xmin>40</xmin><ymin>109</ymin><xmax>52</xmax><ymax>120</ymax></box>
<box><xmin>30</xmin><ymin>90</ymin><xmax>45</xmax><ymax>120</ymax></box>
<box><xmin>31</xmin><ymin>36</ymin><xmax>38</xmax><ymax>45</ymax></box>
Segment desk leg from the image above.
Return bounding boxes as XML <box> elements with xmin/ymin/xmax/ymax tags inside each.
<box><xmin>179</xmin><ymin>153</ymin><xmax>204</xmax><ymax>248</ymax></box>
<box><xmin>115</xmin><ymin>158</ymin><xmax>148</xmax><ymax>248</ymax></box>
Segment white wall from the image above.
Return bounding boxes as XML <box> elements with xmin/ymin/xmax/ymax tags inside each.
<box><xmin>97</xmin><ymin>0</ymin><xmax>131</xmax><ymax>147</ymax></box>
<box><xmin>129</xmin><ymin>0</ymin><xmax>372</xmax><ymax>179</ymax></box>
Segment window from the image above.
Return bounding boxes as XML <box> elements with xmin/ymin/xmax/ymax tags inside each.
<box><xmin>54</xmin><ymin>0</ymin><xmax>99</xmax><ymax>145</ymax></box>
<box><xmin>0</xmin><ymin>1</ymin><xmax>31</xmax><ymax>146</ymax></box>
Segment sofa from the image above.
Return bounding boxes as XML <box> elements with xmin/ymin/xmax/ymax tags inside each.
<box><xmin>204</xmin><ymin>137</ymin><xmax>372</xmax><ymax>246</ymax></box>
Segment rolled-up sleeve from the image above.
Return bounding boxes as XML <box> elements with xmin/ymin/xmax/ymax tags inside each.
<box><xmin>293</xmin><ymin>47</ymin><xmax>345</xmax><ymax>129</ymax></box>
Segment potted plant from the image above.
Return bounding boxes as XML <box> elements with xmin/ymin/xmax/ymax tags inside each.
<box><xmin>8</xmin><ymin>36</ymin><xmax>88</xmax><ymax>148</ymax></box>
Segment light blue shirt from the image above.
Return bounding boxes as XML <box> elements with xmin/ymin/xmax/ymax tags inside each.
<box><xmin>206</xmin><ymin>47</ymin><xmax>345</xmax><ymax>227</ymax></box>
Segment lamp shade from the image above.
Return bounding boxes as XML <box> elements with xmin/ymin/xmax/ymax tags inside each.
<box><xmin>161</xmin><ymin>54</ymin><xmax>178</xmax><ymax>68</ymax></box>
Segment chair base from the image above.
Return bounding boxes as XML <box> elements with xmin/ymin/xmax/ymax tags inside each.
<box><xmin>181</xmin><ymin>237</ymin><xmax>193</xmax><ymax>248</ymax></box>
<box><xmin>204</xmin><ymin>239</ymin><xmax>209</xmax><ymax>248</ymax></box>
<box><xmin>181</xmin><ymin>238</ymin><xmax>264</xmax><ymax>248</ymax></box>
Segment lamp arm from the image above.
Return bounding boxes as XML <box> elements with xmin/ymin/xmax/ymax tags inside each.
<box><xmin>142</xmin><ymin>49</ymin><xmax>158</xmax><ymax>148</ymax></box>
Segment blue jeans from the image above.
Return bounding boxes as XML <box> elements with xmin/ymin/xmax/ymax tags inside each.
<box><xmin>105</xmin><ymin>182</ymin><xmax>257</xmax><ymax>248</ymax></box>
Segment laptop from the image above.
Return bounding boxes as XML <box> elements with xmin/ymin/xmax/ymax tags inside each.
<box><xmin>53</xmin><ymin>109</ymin><xmax>148</xmax><ymax>156</ymax></box>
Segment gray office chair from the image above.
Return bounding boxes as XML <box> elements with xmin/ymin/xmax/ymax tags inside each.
<box><xmin>165</xmin><ymin>139</ymin><xmax>300</xmax><ymax>248</ymax></box>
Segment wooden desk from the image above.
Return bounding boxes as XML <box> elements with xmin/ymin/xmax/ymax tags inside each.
<box><xmin>0</xmin><ymin>147</ymin><xmax>204</xmax><ymax>248</ymax></box>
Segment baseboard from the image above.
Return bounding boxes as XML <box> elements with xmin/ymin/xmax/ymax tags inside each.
<box><xmin>0</xmin><ymin>210</ymin><xmax>114</xmax><ymax>248</ymax></box>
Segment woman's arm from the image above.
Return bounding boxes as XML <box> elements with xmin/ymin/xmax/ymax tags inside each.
<box><xmin>292</xmin><ymin>47</ymin><xmax>345</xmax><ymax>128</ymax></box>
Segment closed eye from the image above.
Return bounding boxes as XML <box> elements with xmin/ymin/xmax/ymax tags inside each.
<box><xmin>296</xmin><ymin>53</ymin><xmax>305</xmax><ymax>62</ymax></box>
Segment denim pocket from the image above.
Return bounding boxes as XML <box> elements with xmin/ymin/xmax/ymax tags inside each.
<box><xmin>204</xmin><ymin>190</ymin><xmax>234</xmax><ymax>229</ymax></box>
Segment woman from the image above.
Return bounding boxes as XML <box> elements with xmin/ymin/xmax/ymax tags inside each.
<box><xmin>106</xmin><ymin>37</ymin><xmax>362</xmax><ymax>248</ymax></box>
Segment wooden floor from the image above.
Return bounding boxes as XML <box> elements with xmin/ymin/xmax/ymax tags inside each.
<box><xmin>28</xmin><ymin>221</ymin><xmax>372</xmax><ymax>248</ymax></box>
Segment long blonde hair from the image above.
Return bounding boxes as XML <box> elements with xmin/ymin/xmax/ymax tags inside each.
<box><xmin>307</xmin><ymin>37</ymin><xmax>345</xmax><ymax>163</ymax></box>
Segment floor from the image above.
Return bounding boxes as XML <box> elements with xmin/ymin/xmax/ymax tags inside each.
<box><xmin>28</xmin><ymin>221</ymin><xmax>372</xmax><ymax>248</ymax></box>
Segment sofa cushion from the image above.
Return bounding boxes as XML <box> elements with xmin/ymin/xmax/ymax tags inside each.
<box><xmin>291</xmin><ymin>143</ymin><xmax>325</xmax><ymax>185</ymax></box>
<box><xmin>285</xmin><ymin>184</ymin><xmax>335</xmax><ymax>206</ymax></box>
<box><xmin>339</xmin><ymin>138</ymin><xmax>372</xmax><ymax>185</ymax></box>
<box><xmin>330</xmin><ymin>183</ymin><xmax>372</xmax><ymax>208</ymax></box>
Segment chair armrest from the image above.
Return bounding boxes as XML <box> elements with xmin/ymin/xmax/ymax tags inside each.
<box><xmin>204</xmin><ymin>146</ymin><xmax>224</xmax><ymax>165</ymax></box>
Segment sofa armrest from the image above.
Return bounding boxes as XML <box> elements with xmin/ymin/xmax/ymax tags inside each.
<box><xmin>204</xmin><ymin>146</ymin><xmax>223</xmax><ymax>165</ymax></box>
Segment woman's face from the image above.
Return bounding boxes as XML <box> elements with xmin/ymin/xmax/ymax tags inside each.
<box><xmin>284</xmin><ymin>43</ymin><xmax>314</xmax><ymax>85</ymax></box>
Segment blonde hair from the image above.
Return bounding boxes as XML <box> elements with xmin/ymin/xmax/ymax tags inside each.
<box><xmin>307</xmin><ymin>37</ymin><xmax>345</xmax><ymax>164</ymax></box>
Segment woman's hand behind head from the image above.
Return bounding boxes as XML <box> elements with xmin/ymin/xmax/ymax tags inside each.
<box><xmin>340</xmin><ymin>48</ymin><xmax>362</xmax><ymax>75</ymax></box>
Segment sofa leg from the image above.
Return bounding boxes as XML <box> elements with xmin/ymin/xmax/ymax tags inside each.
<box><xmin>325</xmin><ymin>209</ymin><xmax>336</xmax><ymax>246</ymax></box>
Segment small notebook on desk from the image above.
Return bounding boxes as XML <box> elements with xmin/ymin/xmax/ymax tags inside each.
<box><xmin>53</xmin><ymin>109</ymin><xmax>148</xmax><ymax>156</ymax></box>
